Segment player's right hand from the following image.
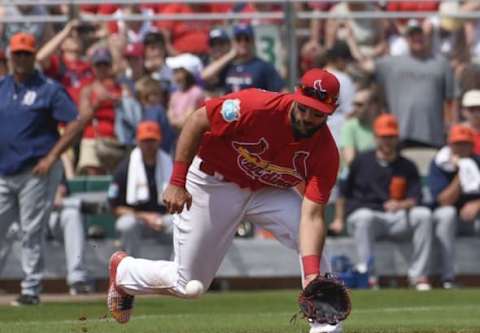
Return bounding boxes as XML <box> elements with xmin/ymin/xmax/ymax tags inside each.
<box><xmin>162</xmin><ymin>184</ymin><xmax>193</xmax><ymax>214</ymax></box>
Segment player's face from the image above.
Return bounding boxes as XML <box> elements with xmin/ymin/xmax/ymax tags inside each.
<box><xmin>11</xmin><ymin>51</ymin><xmax>36</xmax><ymax>75</ymax></box>
<box><xmin>291</xmin><ymin>102</ymin><xmax>328</xmax><ymax>138</ymax></box>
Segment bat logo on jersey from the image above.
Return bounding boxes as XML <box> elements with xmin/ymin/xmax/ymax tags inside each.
<box><xmin>231</xmin><ymin>138</ymin><xmax>310</xmax><ymax>188</ymax></box>
<box><xmin>221</xmin><ymin>99</ymin><xmax>241</xmax><ymax>122</ymax></box>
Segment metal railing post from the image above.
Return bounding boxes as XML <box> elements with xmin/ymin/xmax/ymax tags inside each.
<box><xmin>284</xmin><ymin>0</ymin><xmax>297</xmax><ymax>91</ymax></box>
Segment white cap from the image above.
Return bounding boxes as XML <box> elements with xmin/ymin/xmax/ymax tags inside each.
<box><xmin>166</xmin><ymin>53</ymin><xmax>203</xmax><ymax>77</ymax></box>
<box><xmin>439</xmin><ymin>2</ymin><xmax>462</xmax><ymax>32</ymax></box>
<box><xmin>462</xmin><ymin>90</ymin><xmax>480</xmax><ymax>108</ymax></box>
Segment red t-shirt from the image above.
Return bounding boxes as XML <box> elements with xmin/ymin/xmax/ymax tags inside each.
<box><xmin>83</xmin><ymin>81</ymin><xmax>121</xmax><ymax>139</ymax></box>
<box><xmin>199</xmin><ymin>89</ymin><xmax>339</xmax><ymax>204</ymax></box>
<box><xmin>43</xmin><ymin>55</ymin><xmax>94</xmax><ymax>105</ymax></box>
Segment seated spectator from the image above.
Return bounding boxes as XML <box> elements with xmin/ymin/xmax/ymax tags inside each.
<box><xmin>143</xmin><ymin>31</ymin><xmax>174</xmax><ymax>92</ymax></box>
<box><xmin>77</xmin><ymin>48</ymin><xmax>123</xmax><ymax>175</ymax></box>
<box><xmin>428</xmin><ymin>125</ymin><xmax>480</xmax><ymax>289</ymax></box>
<box><xmin>461</xmin><ymin>90</ymin><xmax>480</xmax><ymax>155</ymax></box>
<box><xmin>116</xmin><ymin>76</ymin><xmax>175</xmax><ymax>154</ymax></box>
<box><xmin>120</xmin><ymin>43</ymin><xmax>146</xmax><ymax>94</ymax></box>
<box><xmin>201</xmin><ymin>24</ymin><xmax>285</xmax><ymax>93</ymax></box>
<box><xmin>48</xmin><ymin>178</ymin><xmax>93</xmax><ymax>294</ymax></box>
<box><xmin>339</xmin><ymin>114</ymin><xmax>433</xmax><ymax>290</ymax></box>
<box><xmin>167</xmin><ymin>54</ymin><xmax>205</xmax><ymax>132</ymax></box>
<box><xmin>108</xmin><ymin>121</ymin><xmax>173</xmax><ymax>257</ymax></box>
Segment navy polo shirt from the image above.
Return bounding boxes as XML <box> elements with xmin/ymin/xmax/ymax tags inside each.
<box><xmin>340</xmin><ymin>150</ymin><xmax>423</xmax><ymax>216</ymax></box>
<box><xmin>223</xmin><ymin>57</ymin><xmax>285</xmax><ymax>93</ymax></box>
<box><xmin>0</xmin><ymin>71</ymin><xmax>78</xmax><ymax>175</ymax></box>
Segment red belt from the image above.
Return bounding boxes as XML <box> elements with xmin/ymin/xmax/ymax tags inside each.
<box><xmin>199</xmin><ymin>161</ymin><xmax>217</xmax><ymax>177</ymax></box>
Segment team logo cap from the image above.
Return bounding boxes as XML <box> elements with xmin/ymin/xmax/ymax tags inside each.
<box><xmin>294</xmin><ymin>69</ymin><xmax>339</xmax><ymax>115</ymax></box>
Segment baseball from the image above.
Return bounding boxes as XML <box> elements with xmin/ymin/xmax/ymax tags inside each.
<box><xmin>185</xmin><ymin>280</ymin><xmax>204</xmax><ymax>298</ymax></box>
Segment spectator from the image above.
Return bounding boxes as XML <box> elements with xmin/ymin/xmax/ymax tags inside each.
<box><xmin>37</xmin><ymin>19</ymin><xmax>94</xmax><ymax>106</ymax></box>
<box><xmin>323</xmin><ymin>40</ymin><xmax>356</xmax><ymax>144</ymax></box>
<box><xmin>326</xmin><ymin>2</ymin><xmax>387</xmax><ymax>58</ymax></box>
<box><xmin>143</xmin><ymin>31</ymin><xmax>174</xmax><ymax>92</ymax></box>
<box><xmin>339</xmin><ymin>114</ymin><xmax>433</xmax><ymax>290</ymax></box>
<box><xmin>108</xmin><ymin>5</ymin><xmax>155</xmax><ymax>44</ymax></box>
<box><xmin>48</xmin><ymin>178</ymin><xmax>93</xmax><ymax>295</ymax></box>
<box><xmin>167</xmin><ymin>54</ymin><xmax>205</xmax><ymax>132</ymax></box>
<box><xmin>201</xmin><ymin>24</ymin><xmax>285</xmax><ymax>93</ymax></box>
<box><xmin>461</xmin><ymin>90</ymin><xmax>480</xmax><ymax>155</ymax></box>
<box><xmin>108</xmin><ymin>121</ymin><xmax>174</xmax><ymax>257</ymax></box>
<box><xmin>121</xmin><ymin>43</ymin><xmax>146</xmax><ymax>93</ymax></box>
<box><xmin>0</xmin><ymin>32</ymin><xmax>88</xmax><ymax>305</ymax></box>
<box><xmin>0</xmin><ymin>5</ymin><xmax>54</xmax><ymax>49</ymax></box>
<box><xmin>339</xmin><ymin>86</ymin><xmax>382</xmax><ymax>165</ymax></box>
<box><xmin>428</xmin><ymin>125</ymin><xmax>480</xmax><ymax>289</ymax></box>
<box><xmin>202</xmin><ymin>27</ymin><xmax>231</xmax><ymax>97</ymax></box>
<box><xmin>77</xmin><ymin>48</ymin><xmax>123</xmax><ymax>175</ymax></box>
<box><xmin>357</xmin><ymin>20</ymin><xmax>454</xmax><ymax>148</ymax></box>
<box><xmin>115</xmin><ymin>76</ymin><xmax>176</xmax><ymax>155</ymax></box>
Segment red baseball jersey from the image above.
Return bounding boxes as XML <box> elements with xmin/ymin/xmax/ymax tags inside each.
<box><xmin>198</xmin><ymin>89</ymin><xmax>339</xmax><ymax>204</ymax></box>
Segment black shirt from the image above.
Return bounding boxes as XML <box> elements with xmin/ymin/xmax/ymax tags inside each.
<box><xmin>108</xmin><ymin>155</ymin><xmax>166</xmax><ymax>213</ymax></box>
<box><xmin>340</xmin><ymin>150</ymin><xmax>423</xmax><ymax>216</ymax></box>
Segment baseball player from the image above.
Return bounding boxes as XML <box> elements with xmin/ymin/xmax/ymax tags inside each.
<box><xmin>0</xmin><ymin>32</ymin><xmax>88</xmax><ymax>305</ymax></box>
<box><xmin>108</xmin><ymin>69</ymin><xmax>343</xmax><ymax>333</ymax></box>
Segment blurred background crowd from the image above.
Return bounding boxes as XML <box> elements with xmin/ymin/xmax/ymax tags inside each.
<box><xmin>2</xmin><ymin>0</ymin><xmax>480</xmax><ymax>299</ymax></box>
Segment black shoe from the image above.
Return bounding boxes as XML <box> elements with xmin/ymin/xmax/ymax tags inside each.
<box><xmin>11</xmin><ymin>294</ymin><xmax>40</xmax><ymax>306</ymax></box>
<box><xmin>69</xmin><ymin>281</ymin><xmax>94</xmax><ymax>295</ymax></box>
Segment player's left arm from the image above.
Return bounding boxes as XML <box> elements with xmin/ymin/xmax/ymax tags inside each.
<box><xmin>299</xmin><ymin>197</ymin><xmax>327</xmax><ymax>288</ymax></box>
<box><xmin>33</xmin><ymin>86</ymin><xmax>90</xmax><ymax>176</ymax></box>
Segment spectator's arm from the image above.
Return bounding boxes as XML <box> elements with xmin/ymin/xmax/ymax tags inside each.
<box><xmin>342</xmin><ymin>147</ymin><xmax>356</xmax><ymax>166</ymax></box>
<box><xmin>36</xmin><ymin>19</ymin><xmax>79</xmax><ymax>69</ymax></box>
<box><xmin>344</xmin><ymin>24</ymin><xmax>375</xmax><ymax>73</ymax></box>
<box><xmin>201</xmin><ymin>48</ymin><xmax>236</xmax><ymax>83</ymax></box>
<box><xmin>438</xmin><ymin>176</ymin><xmax>461</xmax><ymax>206</ymax></box>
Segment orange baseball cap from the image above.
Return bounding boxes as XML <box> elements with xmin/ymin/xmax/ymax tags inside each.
<box><xmin>9</xmin><ymin>32</ymin><xmax>36</xmax><ymax>53</ymax></box>
<box><xmin>374</xmin><ymin>114</ymin><xmax>399</xmax><ymax>137</ymax></box>
<box><xmin>448</xmin><ymin>125</ymin><xmax>475</xmax><ymax>144</ymax></box>
<box><xmin>136</xmin><ymin>121</ymin><xmax>162</xmax><ymax>142</ymax></box>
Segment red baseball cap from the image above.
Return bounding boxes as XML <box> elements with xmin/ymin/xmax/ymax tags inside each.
<box><xmin>374</xmin><ymin>114</ymin><xmax>399</xmax><ymax>137</ymax></box>
<box><xmin>10</xmin><ymin>32</ymin><xmax>36</xmax><ymax>53</ymax></box>
<box><xmin>294</xmin><ymin>69</ymin><xmax>340</xmax><ymax>114</ymax></box>
<box><xmin>124</xmin><ymin>43</ymin><xmax>144</xmax><ymax>58</ymax></box>
<box><xmin>136</xmin><ymin>121</ymin><xmax>162</xmax><ymax>142</ymax></box>
<box><xmin>448</xmin><ymin>125</ymin><xmax>474</xmax><ymax>144</ymax></box>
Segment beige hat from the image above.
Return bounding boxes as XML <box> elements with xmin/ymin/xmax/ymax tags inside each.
<box><xmin>439</xmin><ymin>2</ymin><xmax>463</xmax><ymax>32</ymax></box>
<box><xmin>462</xmin><ymin>90</ymin><xmax>480</xmax><ymax>108</ymax></box>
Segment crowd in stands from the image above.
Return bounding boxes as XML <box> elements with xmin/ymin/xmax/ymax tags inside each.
<box><xmin>2</xmin><ymin>1</ymin><xmax>480</xmax><ymax>297</ymax></box>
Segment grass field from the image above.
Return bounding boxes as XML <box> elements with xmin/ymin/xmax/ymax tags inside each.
<box><xmin>0</xmin><ymin>289</ymin><xmax>479</xmax><ymax>333</ymax></box>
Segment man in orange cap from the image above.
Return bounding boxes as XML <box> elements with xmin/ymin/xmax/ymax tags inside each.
<box><xmin>106</xmin><ymin>68</ymin><xmax>349</xmax><ymax>333</ymax></box>
<box><xmin>338</xmin><ymin>114</ymin><xmax>434</xmax><ymax>290</ymax></box>
<box><xmin>428</xmin><ymin>124</ymin><xmax>480</xmax><ymax>288</ymax></box>
<box><xmin>0</xmin><ymin>32</ymin><xmax>90</xmax><ymax>306</ymax></box>
<box><xmin>108</xmin><ymin>121</ymin><xmax>173</xmax><ymax>258</ymax></box>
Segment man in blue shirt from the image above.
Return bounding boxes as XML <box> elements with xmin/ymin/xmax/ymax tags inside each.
<box><xmin>201</xmin><ymin>24</ymin><xmax>285</xmax><ymax>93</ymax></box>
<box><xmin>0</xmin><ymin>32</ymin><xmax>89</xmax><ymax>305</ymax></box>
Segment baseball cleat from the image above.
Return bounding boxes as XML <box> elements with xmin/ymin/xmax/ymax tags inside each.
<box><xmin>107</xmin><ymin>251</ymin><xmax>135</xmax><ymax>324</ymax></box>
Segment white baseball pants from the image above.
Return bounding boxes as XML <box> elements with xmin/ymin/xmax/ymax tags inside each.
<box><xmin>116</xmin><ymin>156</ymin><xmax>332</xmax><ymax>296</ymax></box>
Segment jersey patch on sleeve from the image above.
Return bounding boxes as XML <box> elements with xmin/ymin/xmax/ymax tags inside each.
<box><xmin>220</xmin><ymin>99</ymin><xmax>241</xmax><ymax>122</ymax></box>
